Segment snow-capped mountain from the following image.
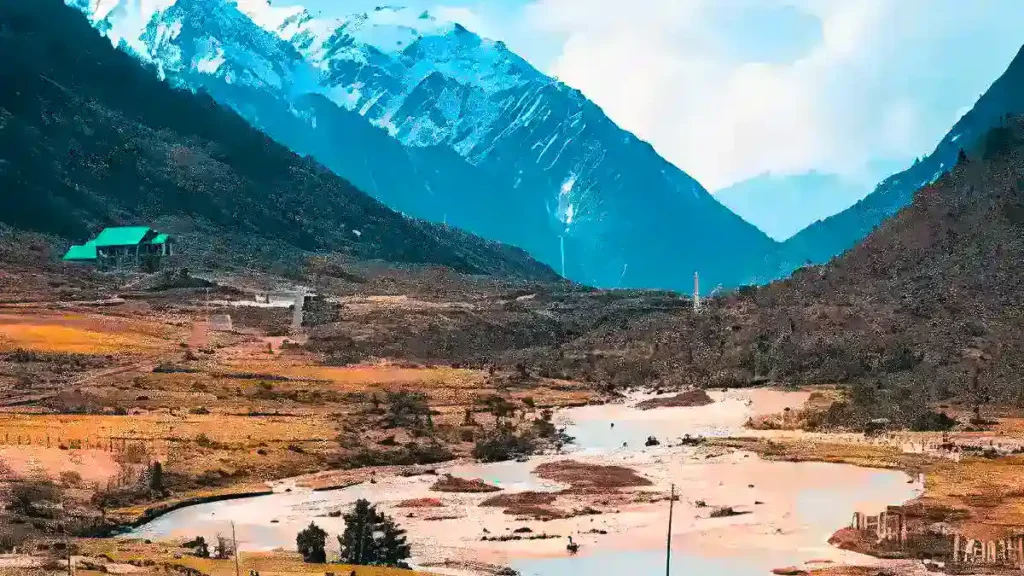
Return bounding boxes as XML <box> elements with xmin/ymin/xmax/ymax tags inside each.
<box><xmin>67</xmin><ymin>0</ymin><xmax>777</xmax><ymax>291</ymax></box>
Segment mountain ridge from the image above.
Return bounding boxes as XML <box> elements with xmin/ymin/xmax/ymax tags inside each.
<box><xmin>68</xmin><ymin>0</ymin><xmax>777</xmax><ymax>292</ymax></box>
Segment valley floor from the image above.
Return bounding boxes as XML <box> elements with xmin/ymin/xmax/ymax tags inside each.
<box><xmin>2</xmin><ymin>269</ymin><xmax>1024</xmax><ymax>576</ymax></box>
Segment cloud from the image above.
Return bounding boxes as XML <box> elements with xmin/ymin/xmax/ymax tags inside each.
<box><xmin>510</xmin><ymin>0</ymin><xmax>1024</xmax><ymax>190</ymax></box>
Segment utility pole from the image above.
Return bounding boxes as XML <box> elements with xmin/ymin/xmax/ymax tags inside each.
<box><xmin>666</xmin><ymin>483</ymin><xmax>675</xmax><ymax>576</ymax></box>
<box><xmin>65</xmin><ymin>525</ymin><xmax>72</xmax><ymax>576</ymax></box>
<box><xmin>60</xmin><ymin>499</ymin><xmax>73</xmax><ymax>576</ymax></box>
<box><xmin>231</xmin><ymin>522</ymin><xmax>240</xmax><ymax>576</ymax></box>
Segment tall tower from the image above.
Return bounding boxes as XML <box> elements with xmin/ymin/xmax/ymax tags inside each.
<box><xmin>693</xmin><ymin>271</ymin><xmax>700</xmax><ymax>312</ymax></box>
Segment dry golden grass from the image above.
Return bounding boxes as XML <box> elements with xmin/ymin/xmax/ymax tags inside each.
<box><xmin>710</xmin><ymin>437</ymin><xmax>927</xmax><ymax>470</ymax></box>
<box><xmin>78</xmin><ymin>540</ymin><xmax>430</xmax><ymax>575</ymax></box>
<box><xmin>0</xmin><ymin>413</ymin><xmax>336</xmax><ymax>449</ymax></box>
<box><xmin>715</xmin><ymin>435</ymin><xmax>1024</xmax><ymax>540</ymax></box>
<box><xmin>223</xmin><ymin>358</ymin><xmax>483</xmax><ymax>389</ymax></box>
<box><xmin>0</xmin><ymin>312</ymin><xmax>177</xmax><ymax>354</ymax></box>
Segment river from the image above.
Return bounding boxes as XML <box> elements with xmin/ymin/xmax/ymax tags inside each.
<box><xmin>124</xmin><ymin>389</ymin><xmax>922</xmax><ymax>575</ymax></box>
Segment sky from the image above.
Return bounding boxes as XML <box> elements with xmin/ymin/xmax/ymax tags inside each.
<box><xmin>278</xmin><ymin>0</ymin><xmax>1024</xmax><ymax>193</ymax></box>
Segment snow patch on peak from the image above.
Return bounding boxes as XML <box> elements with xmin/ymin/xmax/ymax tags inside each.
<box><xmin>231</xmin><ymin>0</ymin><xmax>305</xmax><ymax>30</ymax></box>
<box><xmin>339</xmin><ymin>6</ymin><xmax>455</xmax><ymax>56</ymax></box>
<box><xmin>195</xmin><ymin>39</ymin><xmax>226</xmax><ymax>73</ymax></box>
<box><xmin>556</xmin><ymin>174</ymin><xmax>578</xmax><ymax>231</ymax></box>
<box><xmin>81</xmin><ymin>0</ymin><xmax>177</xmax><ymax>21</ymax></box>
<box><xmin>72</xmin><ymin>0</ymin><xmax>178</xmax><ymax>57</ymax></box>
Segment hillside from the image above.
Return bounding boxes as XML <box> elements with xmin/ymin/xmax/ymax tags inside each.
<box><xmin>0</xmin><ymin>0</ymin><xmax>558</xmax><ymax>281</ymax></box>
<box><xmin>767</xmin><ymin>44</ymin><xmax>1024</xmax><ymax>279</ymax></box>
<box><xmin>312</xmin><ymin>118</ymin><xmax>1024</xmax><ymax>428</ymax></box>
<box><xmin>711</xmin><ymin>118</ymin><xmax>1024</xmax><ymax>422</ymax></box>
<box><xmin>68</xmin><ymin>0</ymin><xmax>777</xmax><ymax>292</ymax></box>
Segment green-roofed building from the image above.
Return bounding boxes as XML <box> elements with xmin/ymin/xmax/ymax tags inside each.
<box><xmin>62</xmin><ymin>240</ymin><xmax>97</xmax><ymax>262</ymax></box>
<box><xmin>62</xmin><ymin>226</ymin><xmax>174</xmax><ymax>269</ymax></box>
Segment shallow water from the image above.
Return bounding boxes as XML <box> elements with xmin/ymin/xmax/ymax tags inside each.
<box><xmin>514</xmin><ymin>460</ymin><xmax>919</xmax><ymax>575</ymax></box>
<box><xmin>125</xmin><ymin>390</ymin><xmax>919</xmax><ymax>573</ymax></box>
<box><xmin>514</xmin><ymin>549</ymin><xmax>800</xmax><ymax>576</ymax></box>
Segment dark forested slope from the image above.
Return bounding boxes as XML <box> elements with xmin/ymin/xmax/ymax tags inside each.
<box><xmin>0</xmin><ymin>0</ymin><xmax>558</xmax><ymax>280</ymax></box>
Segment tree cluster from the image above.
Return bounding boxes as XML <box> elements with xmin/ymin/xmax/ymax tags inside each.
<box><xmin>296</xmin><ymin>499</ymin><xmax>410</xmax><ymax>568</ymax></box>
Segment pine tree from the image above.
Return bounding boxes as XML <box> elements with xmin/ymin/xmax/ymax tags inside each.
<box><xmin>296</xmin><ymin>522</ymin><xmax>327</xmax><ymax>563</ymax></box>
<box><xmin>377</xmin><ymin>518</ymin><xmax>411</xmax><ymax>569</ymax></box>
<box><xmin>339</xmin><ymin>499</ymin><xmax>380</xmax><ymax>565</ymax></box>
<box><xmin>148</xmin><ymin>461</ymin><xmax>163</xmax><ymax>493</ymax></box>
<box><xmin>339</xmin><ymin>499</ymin><xmax>411</xmax><ymax>567</ymax></box>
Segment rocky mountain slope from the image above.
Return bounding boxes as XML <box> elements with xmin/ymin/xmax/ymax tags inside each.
<box><xmin>0</xmin><ymin>0</ymin><xmax>558</xmax><ymax>281</ymax></box>
<box><xmin>767</xmin><ymin>44</ymin><xmax>1024</xmax><ymax>279</ymax></box>
<box><xmin>67</xmin><ymin>0</ymin><xmax>776</xmax><ymax>291</ymax></box>
<box><xmin>741</xmin><ymin>116</ymin><xmax>1024</xmax><ymax>419</ymax></box>
<box><xmin>313</xmin><ymin>117</ymin><xmax>1024</xmax><ymax>429</ymax></box>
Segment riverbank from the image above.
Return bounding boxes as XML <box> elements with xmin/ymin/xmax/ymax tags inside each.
<box><xmin>119</xmin><ymin>388</ymin><xmax>924</xmax><ymax>576</ymax></box>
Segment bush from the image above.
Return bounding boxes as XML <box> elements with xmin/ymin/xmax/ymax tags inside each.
<box><xmin>344</xmin><ymin>442</ymin><xmax>453</xmax><ymax>468</ymax></box>
<box><xmin>194</xmin><ymin>434</ymin><xmax>224</xmax><ymax>449</ymax></box>
<box><xmin>7</xmin><ymin>481</ymin><xmax>62</xmax><ymax>518</ymax></box>
<box><xmin>384</xmin><ymin>391</ymin><xmax>431</xmax><ymax>428</ymax></box>
<box><xmin>472</xmin><ymin>424</ymin><xmax>537</xmax><ymax>463</ymax></box>
<box><xmin>213</xmin><ymin>534</ymin><xmax>234</xmax><ymax>560</ymax></box>
<box><xmin>182</xmin><ymin>536</ymin><xmax>210</xmax><ymax>558</ymax></box>
<box><xmin>59</xmin><ymin>471</ymin><xmax>82</xmax><ymax>487</ymax></box>
<box><xmin>911</xmin><ymin>411</ymin><xmax>959</xmax><ymax>432</ymax></box>
<box><xmin>0</xmin><ymin>528</ymin><xmax>25</xmax><ymax>553</ymax></box>
<box><xmin>118</xmin><ymin>442</ymin><xmax>150</xmax><ymax>465</ymax></box>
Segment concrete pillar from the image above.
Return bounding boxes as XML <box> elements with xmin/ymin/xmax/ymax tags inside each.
<box><xmin>291</xmin><ymin>290</ymin><xmax>305</xmax><ymax>333</ymax></box>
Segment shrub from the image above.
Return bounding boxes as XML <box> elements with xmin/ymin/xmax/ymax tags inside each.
<box><xmin>384</xmin><ymin>391</ymin><xmax>431</xmax><ymax>428</ymax></box>
<box><xmin>194</xmin><ymin>434</ymin><xmax>223</xmax><ymax>449</ymax></box>
<box><xmin>182</xmin><ymin>536</ymin><xmax>210</xmax><ymax>558</ymax></box>
<box><xmin>119</xmin><ymin>442</ymin><xmax>150</xmax><ymax>464</ymax></box>
<box><xmin>59</xmin><ymin>471</ymin><xmax>82</xmax><ymax>487</ymax></box>
<box><xmin>0</xmin><ymin>528</ymin><xmax>25</xmax><ymax>553</ymax></box>
<box><xmin>472</xmin><ymin>424</ymin><xmax>537</xmax><ymax>463</ymax></box>
<box><xmin>911</xmin><ymin>411</ymin><xmax>959</xmax><ymax>432</ymax></box>
<box><xmin>8</xmin><ymin>481</ymin><xmax>62</xmax><ymax>518</ymax></box>
<box><xmin>213</xmin><ymin>534</ymin><xmax>234</xmax><ymax>560</ymax></box>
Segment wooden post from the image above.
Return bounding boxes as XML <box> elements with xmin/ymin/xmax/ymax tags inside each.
<box><xmin>666</xmin><ymin>483</ymin><xmax>675</xmax><ymax>576</ymax></box>
<box><xmin>232</xmin><ymin>522</ymin><xmax>240</xmax><ymax>576</ymax></box>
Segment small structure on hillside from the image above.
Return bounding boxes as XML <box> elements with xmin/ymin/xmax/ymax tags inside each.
<box><xmin>209</xmin><ymin>314</ymin><xmax>233</xmax><ymax>332</ymax></box>
<box><xmin>63</xmin><ymin>226</ymin><xmax>174</xmax><ymax>270</ymax></box>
